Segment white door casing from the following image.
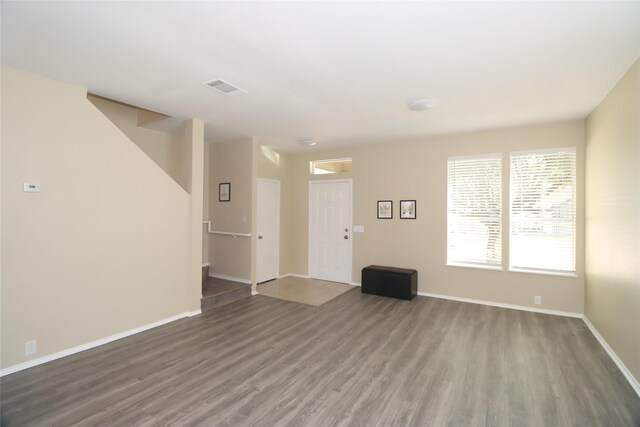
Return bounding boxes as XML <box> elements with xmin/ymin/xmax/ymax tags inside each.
<box><xmin>257</xmin><ymin>179</ymin><xmax>280</xmax><ymax>283</ymax></box>
<box><xmin>309</xmin><ymin>180</ymin><xmax>352</xmax><ymax>283</ymax></box>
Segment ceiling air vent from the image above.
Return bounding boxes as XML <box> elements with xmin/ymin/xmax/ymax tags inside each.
<box><xmin>202</xmin><ymin>78</ymin><xmax>247</xmax><ymax>96</ymax></box>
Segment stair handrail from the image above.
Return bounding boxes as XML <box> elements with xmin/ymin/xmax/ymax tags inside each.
<box><xmin>202</xmin><ymin>221</ymin><xmax>251</xmax><ymax>238</ymax></box>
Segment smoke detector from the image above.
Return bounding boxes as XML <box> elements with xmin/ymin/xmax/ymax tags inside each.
<box><xmin>202</xmin><ymin>78</ymin><xmax>247</xmax><ymax>96</ymax></box>
<box><xmin>408</xmin><ymin>98</ymin><xmax>438</xmax><ymax>111</ymax></box>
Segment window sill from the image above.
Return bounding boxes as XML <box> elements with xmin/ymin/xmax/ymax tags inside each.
<box><xmin>446</xmin><ymin>262</ymin><xmax>503</xmax><ymax>272</ymax></box>
<box><xmin>509</xmin><ymin>267</ymin><xmax>578</xmax><ymax>278</ymax></box>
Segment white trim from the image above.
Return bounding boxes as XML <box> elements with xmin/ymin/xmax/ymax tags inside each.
<box><xmin>210</xmin><ymin>230</ymin><xmax>252</xmax><ymax>238</ymax></box>
<box><xmin>187</xmin><ymin>309</ymin><xmax>201</xmax><ymax>317</ymax></box>
<box><xmin>448</xmin><ymin>152</ymin><xmax>502</xmax><ymax>162</ymax></box>
<box><xmin>279</xmin><ymin>273</ymin><xmax>310</xmax><ymax>279</ymax></box>
<box><xmin>256</xmin><ymin>177</ymin><xmax>280</xmax><ymax>184</ymax></box>
<box><xmin>208</xmin><ymin>273</ymin><xmax>252</xmax><ymax>285</ymax></box>
<box><xmin>0</xmin><ymin>312</ymin><xmax>191</xmax><ymax>377</ymax></box>
<box><xmin>203</xmin><ymin>221</ymin><xmax>251</xmax><ymax>238</ymax></box>
<box><xmin>508</xmin><ymin>267</ymin><xmax>578</xmax><ymax>278</ymax></box>
<box><xmin>511</xmin><ymin>146</ymin><xmax>576</xmax><ymax>156</ymax></box>
<box><xmin>418</xmin><ymin>291</ymin><xmax>583</xmax><ymax>318</ymax></box>
<box><xmin>308</xmin><ymin>178</ymin><xmax>355</xmax><ymax>184</ymax></box>
<box><xmin>348</xmin><ymin>281</ymin><xmax>361</xmax><ymax>287</ymax></box>
<box><xmin>447</xmin><ymin>262</ymin><xmax>503</xmax><ymax>271</ymax></box>
<box><xmin>583</xmin><ymin>316</ymin><xmax>640</xmax><ymax>398</ymax></box>
<box><xmin>202</xmin><ymin>262</ymin><xmax>210</xmax><ymax>267</ymax></box>
<box><xmin>251</xmin><ymin>290</ymin><xmax>258</xmax><ymax>296</ymax></box>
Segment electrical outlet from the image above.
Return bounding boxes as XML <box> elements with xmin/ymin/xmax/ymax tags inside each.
<box><xmin>534</xmin><ymin>296</ymin><xmax>542</xmax><ymax>305</ymax></box>
<box><xmin>25</xmin><ymin>340</ymin><xmax>37</xmax><ymax>356</ymax></box>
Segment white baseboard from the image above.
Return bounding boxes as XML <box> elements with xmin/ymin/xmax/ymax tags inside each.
<box><xmin>208</xmin><ymin>273</ymin><xmax>252</xmax><ymax>284</ymax></box>
<box><xmin>348</xmin><ymin>281</ymin><xmax>361</xmax><ymax>287</ymax></box>
<box><xmin>202</xmin><ymin>262</ymin><xmax>210</xmax><ymax>267</ymax></box>
<box><xmin>417</xmin><ymin>291</ymin><xmax>583</xmax><ymax>318</ymax></box>
<box><xmin>187</xmin><ymin>309</ymin><xmax>201</xmax><ymax>317</ymax></box>
<box><xmin>0</xmin><ymin>312</ymin><xmax>192</xmax><ymax>377</ymax></box>
<box><xmin>280</xmin><ymin>273</ymin><xmax>309</xmax><ymax>279</ymax></box>
<box><xmin>583</xmin><ymin>316</ymin><xmax>640</xmax><ymax>398</ymax></box>
<box><xmin>251</xmin><ymin>290</ymin><xmax>258</xmax><ymax>296</ymax></box>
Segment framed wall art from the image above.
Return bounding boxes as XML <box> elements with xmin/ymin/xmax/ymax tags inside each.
<box><xmin>400</xmin><ymin>200</ymin><xmax>416</xmax><ymax>219</ymax></box>
<box><xmin>219</xmin><ymin>182</ymin><xmax>231</xmax><ymax>202</ymax></box>
<box><xmin>377</xmin><ymin>200</ymin><xmax>393</xmax><ymax>219</ymax></box>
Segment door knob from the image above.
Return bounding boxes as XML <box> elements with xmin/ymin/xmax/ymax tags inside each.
<box><xmin>258</xmin><ymin>235</ymin><xmax>263</xmax><ymax>239</ymax></box>
<box><xmin>344</xmin><ymin>235</ymin><xmax>348</xmax><ymax>239</ymax></box>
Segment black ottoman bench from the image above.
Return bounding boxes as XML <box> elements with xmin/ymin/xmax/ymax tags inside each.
<box><xmin>361</xmin><ymin>265</ymin><xmax>417</xmax><ymax>300</ymax></box>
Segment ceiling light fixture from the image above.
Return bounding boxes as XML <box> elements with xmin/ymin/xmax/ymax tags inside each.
<box><xmin>407</xmin><ymin>98</ymin><xmax>438</xmax><ymax>112</ymax></box>
<box><xmin>299</xmin><ymin>139</ymin><xmax>317</xmax><ymax>146</ymax></box>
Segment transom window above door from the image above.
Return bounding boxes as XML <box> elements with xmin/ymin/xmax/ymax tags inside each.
<box><xmin>310</xmin><ymin>158</ymin><xmax>352</xmax><ymax>175</ymax></box>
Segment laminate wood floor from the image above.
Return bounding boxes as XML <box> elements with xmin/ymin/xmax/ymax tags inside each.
<box><xmin>2</xmin><ymin>289</ymin><xmax>639</xmax><ymax>426</ymax></box>
<box><xmin>202</xmin><ymin>278</ymin><xmax>249</xmax><ymax>298</ymax></box>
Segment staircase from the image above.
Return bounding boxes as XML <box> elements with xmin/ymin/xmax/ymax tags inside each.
<box><xmin>201</xmin><ymin>266</ymin><xmax>251</xmax><ymax>312</ymax></box>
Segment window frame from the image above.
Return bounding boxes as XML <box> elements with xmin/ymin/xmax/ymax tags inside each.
<box><xmin>508</xmin><ymin>147</ymin><xmax>577</xmax><ymax>276</ymax></box>
<box><xmin>446</xmin><ymin>152</ymin><xmax>503</xmax><ymax>270</ymax></box>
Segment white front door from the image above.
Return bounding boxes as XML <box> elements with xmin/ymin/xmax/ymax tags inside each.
<box><xmin>257</xmin><ymin>179</ymin><xmax>280</xmax><ymax>283</ymax></box>
<box><xmin>309</xmin><ymin>180</ymin><xmax>352</xmax><ymax>283</ymax></box>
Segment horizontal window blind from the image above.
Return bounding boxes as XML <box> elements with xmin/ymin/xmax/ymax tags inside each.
<box><xmin>447</xmin><ymin>153</ymin><xmax>502</xmax><ymax>268</ymax></box>
<box><xmin>510</xmin><ymin>148</ymin><xmax>576</xmax><ymax>273</ymax></box>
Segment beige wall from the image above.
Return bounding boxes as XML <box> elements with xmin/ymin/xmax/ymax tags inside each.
<box><xmin>256</xmin><ymin>144</ymin><xmax>294</xmax><ymax>276</ymax></box>
<box><xmin>208</xmin><ymin>139</ymin><xmax>254</xmax><ymax>281</ymax></box>
<box><xmin>1</xmin><ymin>66</ymin><xmax>193</xmax><ymax>369</ymax></box>
<box><xmin>585</xmin><ymin>59</ymin><xmax>640</xmax><ymax>381</ymax></box>
<box><xmin>88</xmin><ymin>95</ymin><xmax>190</xmax><ymax>192</ymax></box>
<box><xmin>288</xmin><ymin>120</ymin><xmax>586</xmax><ymax>314</ymax></box>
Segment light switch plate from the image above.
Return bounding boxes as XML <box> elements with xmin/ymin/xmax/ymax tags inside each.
<box><xmin>353</xmin><ymin>225</ymin><xmax>365</xmax><ymax>233</ymax></box>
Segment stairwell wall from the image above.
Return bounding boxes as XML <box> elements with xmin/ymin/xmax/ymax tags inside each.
<box><xmin>87</xmin><ymin>95</ymin><xmax>191</xmax><ymax>192</ymax></box>
<box><xmin>1</xmin><ymin>66</ymin><xmax>193</xmax><ymax>370</ymax></box>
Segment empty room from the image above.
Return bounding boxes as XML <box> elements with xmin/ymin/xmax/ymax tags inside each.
<box><xmin>1</xmin><ymin>1</ymin><xmax>639</xmax><ymax>426</ymax></box>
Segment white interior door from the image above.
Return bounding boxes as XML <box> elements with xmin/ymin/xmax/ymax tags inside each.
<box><xmin>257</xmin><ymin>179</ymin><xmax>280</xmax><ymax>283</ymax></box>
<box><xmin>309</xmin><ymin>180</ymin><xmax>352</xmax><ymax>283</ymax></box>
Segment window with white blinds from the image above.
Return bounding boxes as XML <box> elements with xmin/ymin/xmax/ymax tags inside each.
<box><xmin>510</xmin><ymin>148</ymin><xmax>576</xmax><ymax>273</ymax></box>
<box><xmin>447</xmin><ymin>153</ymin><xmax>502</xmax><ymax>268</ymax></box>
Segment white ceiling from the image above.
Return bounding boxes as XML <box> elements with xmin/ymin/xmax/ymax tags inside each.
<box><xmin>2</xmin><ymin>1</ymin><xmax>639</xmax><ymax>151</ymax></box>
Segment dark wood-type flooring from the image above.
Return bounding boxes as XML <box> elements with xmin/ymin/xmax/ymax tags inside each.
<box><xmin>201</xmin><ymin>277</ymin><xmax>251</xmax><ymax>312</ymax></box>
<box><xmin>2</xmin><ymin>289</ymin><xmax>639</xmax><ymax>426</ymax></box>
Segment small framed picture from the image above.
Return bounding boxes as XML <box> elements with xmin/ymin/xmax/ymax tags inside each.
<box><xmin>377</xmin><ymin>200</ymin><xmax>393</xmax><ymax>219</ymax></box>
<box><xmin>219</xmin><ymin>182</ymin><xmax>231</xmax><ymax>202</ymax></box>
<box><xmin>400</xmin><ymin>200</ymin><xmax>416</xmax><ymax>219</ymax></box>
